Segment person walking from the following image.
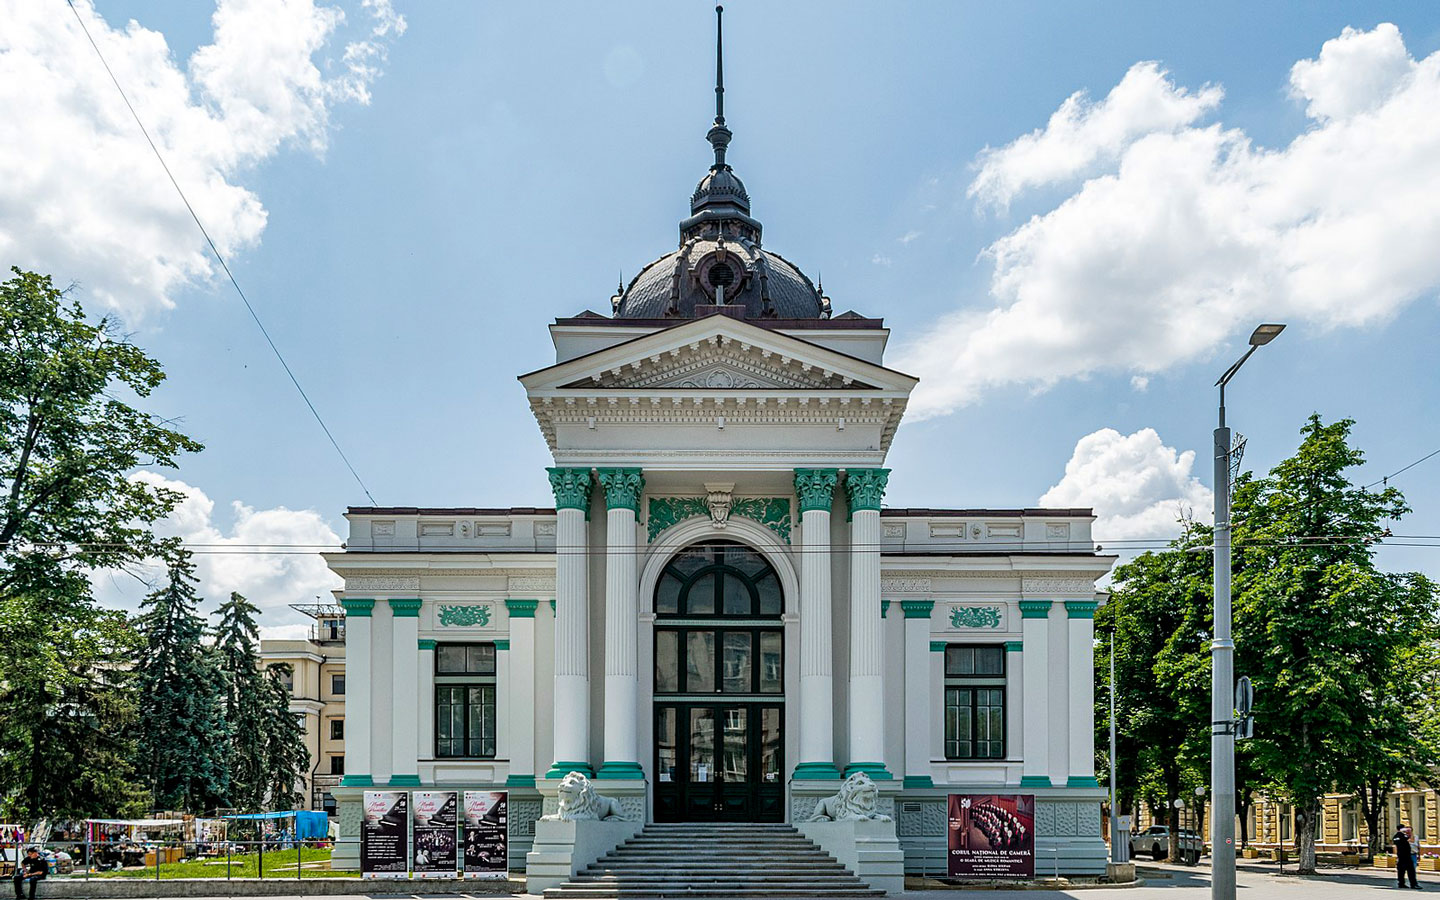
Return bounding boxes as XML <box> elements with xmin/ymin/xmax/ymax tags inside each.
<box><xmin>1397</xmin><ymin>825</ymin><xmax>1422</xmax><ymax>890</ymax></box>
<box><xmin>11</xmin><ymin>847</ymin><xmax>46</xmax><ymax>900</ymax></box>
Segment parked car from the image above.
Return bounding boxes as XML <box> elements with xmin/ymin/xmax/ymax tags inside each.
<box><xmin>1130</xmin><ymin>825</ymin><xmax>1204</xmax><ymax>862</ymax></box>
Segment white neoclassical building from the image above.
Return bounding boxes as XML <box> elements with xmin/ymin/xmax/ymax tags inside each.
<box><xmin>325</xmin><ymin>24</ymin><xmax>1114</xmax><ymax>876</ymax></box>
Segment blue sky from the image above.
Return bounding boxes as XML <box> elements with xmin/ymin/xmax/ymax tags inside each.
<box><xmin>7</xmin><ymin>1</ymin><xmax>1440</xmax><ymax>628</ymax></box>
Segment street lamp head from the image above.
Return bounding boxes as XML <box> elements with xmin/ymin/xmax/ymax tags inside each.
<box><xmin>1248</xmin><ymin>323</ymin><xmax>1286</xmax><ymax>346</ymax></box>
<box><xmin>1195</xmin><ymin>787</ymin><xmax>1206</xmax><ymax>797</ymax></box>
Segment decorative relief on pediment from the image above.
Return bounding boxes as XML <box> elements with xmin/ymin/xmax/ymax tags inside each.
<box><xmin>949</xmin><ymin>604</ymin><xmax>1005</xmax><ymax>629</ymax></box>
<box><xmin>561</xmin><ymin>336</ymin><xmax>875</xmax><ymax>392</ymax></box>
<box><xmin>646</xmin><ymin>496</ymin><xmax>792</xmax><ymax>543</ymax></box>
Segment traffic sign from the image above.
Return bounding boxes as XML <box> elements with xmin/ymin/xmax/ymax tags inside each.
<box><xmin>1235</xmin><ymin>675</ymin><xmax>1254</xmax><ymax>716</ymax></box>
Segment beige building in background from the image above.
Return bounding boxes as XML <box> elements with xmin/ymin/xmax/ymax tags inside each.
<box><xmin>260</xmin><ymin>602</ymin><xmax>347</xmax><ymax>813</ymax></box>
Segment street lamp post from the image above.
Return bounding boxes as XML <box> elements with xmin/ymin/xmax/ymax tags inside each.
<box><xmin>1212</xmin><ymin>323</ymin><xmax>1285</xmax><ymax>900</ymax></box>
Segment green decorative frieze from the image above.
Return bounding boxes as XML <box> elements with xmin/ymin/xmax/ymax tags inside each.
<box><xmin>950</xmin><ymin>605</ymin><xmax>1002</xmax><ymax>629</ymax></box>
<box><xmin>598</xmin><ymin>468</ymin><xmax>645</xmax><ymax>512</ymax></box>
<box><xmin>505</xmin><ymin>599</ymin><xmax>539</xmax><ymax>618</ymax></box>
<box><xmin>844</xmin><ymin>468</ymin><xmax>890</xmax><ymax>514</ymax></box>
<box><xmin>438</xmin><ymin>604</ymin><xmax>492</xmax><ymax>627</ymax></box>
<box><xmin>1019</xmin><ymin>599</ymin><xmax>1054</xmax><ymax>619</ymax></box>
<box><xmin>793</xmin><ymin>468</ymin><xmax>838</xmax><ymax>514</ymax></box>
<box><xmin>339</xmin><ymin>598</ymin><xmax>374</xmax><ymax>617</ymax></box>
<box><xmin>546</xmin><ymin>467</ymin><xmax>593</xmax><ymax>512</ymax></box>
<box><xmin>645</xmin><ymin>496</ymin><xmax>791</xmax><ymax>543</ymax></box>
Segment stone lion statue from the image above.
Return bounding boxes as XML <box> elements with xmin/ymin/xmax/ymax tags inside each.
<box><xmin>540</xmin><ymin>771</ymin><xmax>630</xmax><ymax>822</ymax></box>
<box><xmin>807</xmin><ymin>772</ymin><xmax>893</xmax><ymax>822</ymax></box>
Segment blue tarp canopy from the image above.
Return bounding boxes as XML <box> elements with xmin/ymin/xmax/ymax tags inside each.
<box><xmin>221</xmin><ymin>812</ymin><xmax>294</xmax><ymax>820</ymax></box>
<box><xmin>221</xmin><ymin>811</ymin><xmax>328</xmax><ymax>840</ymax></box>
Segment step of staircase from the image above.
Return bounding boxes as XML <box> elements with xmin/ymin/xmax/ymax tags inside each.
<box><xmin>542</xmin><ymin>823</ymin><xmax>884</xmax><ymax>899</ymax></box>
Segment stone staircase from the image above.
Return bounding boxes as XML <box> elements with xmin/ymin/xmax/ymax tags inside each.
<box><xmin>541</xmin><ymin>822</ymin><xmax>886</xmax><ymax>898</ymax></box>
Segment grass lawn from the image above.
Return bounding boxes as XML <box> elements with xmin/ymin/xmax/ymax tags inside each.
<box><xmin>95</xmin><ymin>847</ymin><xmax>358</xmax><ymax>879</ymax></box>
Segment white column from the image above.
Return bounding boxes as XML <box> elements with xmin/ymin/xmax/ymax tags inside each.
<box><xmin>1005</xmin><ymin>640</ymin><xmax>1023</xmax><ymax>766</ymax></box>
<box><xmin>1019</xmin><ymin>600</ymin><xmax>1052</xmax><ymax>787</ymax></box>
<box><xmin>1066</xmin><ymin>600</ymin><xmax>1098</xmax><ymax>785</ymax></box>
<box><xmin>794</xmin><ymin>468</ymin><xmax>841</xmax><ymax>780</ymax></box>
<box><xmin>548</xmin><ymin>467</ymin><xmax>593</xmax><ymax>777</ymax></box>
<box><xmin>505</xmin><ymin>600</ymin><xmax>539</xmax><ymax>787</ymax></box>
<box><xmin>845</xmin><ymin>469</ymin><xmax>890</xmax><ymax>779</ymax></box>
<box><xmin>339</xmin><ymin>599</ymin><xmax>373</xmax><ymax>785</ymax></box>
<box><xmin>417</xmin><ymin>639</ymin><xmax>435</xmax><ymax>768</ymax></box>
<box><xmin>597</xmin><ymin>468</ymin><xmax>644</xmax><ymax>780</ymax></box>
<box><xmin>389</xmin><ymin>599</ymin><xmax>421</xmax><ymax>786</ymax></box>
<box><xmin>901</xmin><ymin>600</ymin><xmax>934</xmax><ymax>787</ymax></box>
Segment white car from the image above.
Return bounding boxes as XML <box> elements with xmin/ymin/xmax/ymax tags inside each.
<box><xmin>1130</xmin><ymin>825</ymin><xmax>1204</xmax><ymax>862</ymax></box>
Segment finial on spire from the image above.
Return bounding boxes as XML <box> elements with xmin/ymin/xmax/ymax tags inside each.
<box><xmin>706</xmin><ymin>4</ymin><xmax>732</xmax><ymax>171</ymax></box>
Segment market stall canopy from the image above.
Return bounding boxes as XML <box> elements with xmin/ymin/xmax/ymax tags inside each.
<box><xmin>84</xmin><ymin>819</ymin><xmax>183</xmax><ymax>826</ymax></box>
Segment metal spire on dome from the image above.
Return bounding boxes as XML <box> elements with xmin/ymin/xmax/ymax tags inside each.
<box><xmin>707</xmin><ymin>5</ymin><xmax>732</xmax><ymax>171</ymax></box>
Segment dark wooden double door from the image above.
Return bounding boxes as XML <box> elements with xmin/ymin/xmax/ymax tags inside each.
<box><xmin>654</xmin><ymin>702</ymin><xmax>783</xmax><ymax>822</ymax></box>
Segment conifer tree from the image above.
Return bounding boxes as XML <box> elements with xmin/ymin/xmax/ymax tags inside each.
<box><xmin>215</xmin><ymin>592</ymin><xmax>268</xmax><ymax>810</ymax></box>
<box><xmin>260</xmin><ymin>663</ymin><xmax>308</xmax><ymax>809</ymax></box>
<box><xmin>134</xmin><ymin>553</ymin><xmax>228</xmax><ymax>812</ymax></box>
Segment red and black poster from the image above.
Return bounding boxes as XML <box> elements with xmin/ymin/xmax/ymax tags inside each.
<box><xmin>361</xmin><ymin>791</ymin><xmax>409</xmax><ymax>878</ymax></box>
<box><xmin>462</xmin><ymin>790</ymin><xmax>508</xmax><ymax>878</ymax></box>
<box><xmin>947</xmin><ymin>794</ymin><xmax>1035</xmax><ymax>879</ymax></box>
<box><xmin>412</xmin><ymin>791</ymin><xmax>459</xmax><ymax>878</ymax></box>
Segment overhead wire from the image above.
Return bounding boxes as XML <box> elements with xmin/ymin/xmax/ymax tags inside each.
<box><xmin>64</xmin><ymin>0</ymin><xmax>377</xmax><ymax>506</ymax></box>
<box><xmin>1364</xmin><ymin>447</ymin><xmax>1440</xmax><ymax>490</ymax></box>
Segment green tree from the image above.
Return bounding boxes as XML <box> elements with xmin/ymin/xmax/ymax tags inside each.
<box><xmin>259</xmin><ymin>663</ymin><xmax>308</xmax><ymax>810</ymax></box>
<box><xmin>1233</xmin><ymin>415</ymin><xmax>1438</xmax><ymax>873</ymax></box>
<box><xmin>215</xmin><ymin>592</ymin><xmax>268</xmax><ymax>811</ymax></box>
<box><xmin>0</xmin><ymin>267</ymin><xmax>201</xmax><ymax>820</ymax></box>
<box><xmin>134</xmin><ymin>555</ymin><xmax>228</xmax><ymax>812</ymax></box>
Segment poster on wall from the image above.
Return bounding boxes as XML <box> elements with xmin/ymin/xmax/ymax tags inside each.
<box><xmin>462</xmin><ymin>791</ymin><xmax>509</xmax><ymax>878</ymax></box>
<box><xmin>947</xmin><ymin>794</ymin><xmax>1036</xmax><ymax>879</ymax></box>
<box><xmin>361</xmin><ymin>791</ymin><xmax>409</xmax><ymax>878</ymax></box>
<box><xmin>412</xmin><ymin>791</ymin><xmax>459</xmax><ymax>878</ymax></box>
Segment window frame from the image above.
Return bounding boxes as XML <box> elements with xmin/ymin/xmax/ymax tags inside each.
<box><xmin>433</xmin><ymin>642</ymin><xmax>498</xmax><ymax>759</ymax></box>
<box><xmin>329</xmin><ymin>718</ymin><xmax>344</xmax><ymax>741</ymax></box>
<box><xmin>943</xmin><ymin>643</ymin><xmax>1007</xmax><ymax>761</ymax></box>
<box><xmin>330</xmin><ymin>673</ymin><xmax>346</xmax><ymax>696</ymax></box>
<box><xmin>654</xmin><ymin>541</ymin><xmax>782</xmax><ymax>619</ymax></box>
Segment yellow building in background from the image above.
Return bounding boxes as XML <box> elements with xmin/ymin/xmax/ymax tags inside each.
<box><xmin>259</xmin><ymin>602</ymin><xmax>347</xmax><ymax>814</ymax></box>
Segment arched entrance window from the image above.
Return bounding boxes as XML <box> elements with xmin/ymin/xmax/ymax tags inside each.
<box><xmin>653</xmin><ymin>541</ymin><xmax>783</xmax><ymax>822</ymax></box>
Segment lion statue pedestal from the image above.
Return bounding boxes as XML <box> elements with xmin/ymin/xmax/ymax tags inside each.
<box><xmin>797</xmin><ymin>773</ymin><xmax>904</xmax><ymax>895</ymax></box>
<box><xmin>525</xmin><ymin>772</ymin><xmax>640</xmax><ymax>893</ymax></box>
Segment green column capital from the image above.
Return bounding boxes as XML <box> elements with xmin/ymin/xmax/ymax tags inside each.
<box><xmin>929</xmin><ymin>641</ymin><xmax>948</xmax><ymax>653</ymax></box>
<box><xmin>505</xmin><ymin>599</ymin><xmax>539</xmax><ymax>618</ymax></box>
<box><xmin>418</xmin><ymin>639</ymin><xmax>437</xmax><ymax>651</ymax></box>
<box><xmin>901</xmin><ymin>600</ymin><xmax>935</xmax><ymax>619</ymax></box>
<box><xmin>547</xmin><ymin>467</ymin><xmax>593</xmax><ymax>512</ymax></box>
<box><xmin>597</xmin><ymin>468</ymin><xmax>645</xmax><ymax>513</ymax></box>
<box><xmin>793</xmin><ymin>468</ymin><xmax>839</xmax><ymax>514</ymax></box>
<box><xmin>844</xmin><ymin>468</ymin><xmax>890</xmax><ymax>514</ymax></box>
<box><xmin>388</xmin><ymin>598</ymin><xmax>422</xmax><ymax>617</ymax></box>
<box><xmin>1019</xmin><ymin>600</ymin><xmax>1053</xmax><ymax>619</ymax></box>
<box><xmin>339</xmin><ymin>598</ymin><xmax>374</xmax><ymax>617</ymax></box>
<box><xmin>494</xmin><ymin>639</ymin><xmax>511</xmax><ymax>651</ymax></box>
<box><xmin>1065</xmin><ymin>600</ymin><xmax>1099</xmax><ymax>619</ymax></box>
<box><xmin>1004</xmin><ymin>640</ymin><xmax>1023</xmax><ymax>653</ymax></box>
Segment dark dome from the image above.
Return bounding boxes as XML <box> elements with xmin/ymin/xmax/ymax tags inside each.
<box><xmin>616</xmin><ymin>238</ymin><xmax>823</xmax><ymax>319</ymax></box>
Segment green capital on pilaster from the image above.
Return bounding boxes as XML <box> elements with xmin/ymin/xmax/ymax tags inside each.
<box><xmin>547</xmin><ymin>467</ymin><xmax>593</xmax><ymax>512</ymax></box>
<box><xmin>844</xmin><ymin>468</ymin><xmax>890</xmax><ymax>514</ymax></box>
<box><xmin>793</xmin><ymin>469</ymin><xmax>839</xmax><ymax>514</ymax></box>
<box><xmin>1019</xmin><ymin>600</ymin><xmax>1053</xmax><ymax>619</ymax></box>
<box><xmin>505</xmin><ymin>599</ymin><xmax>539</xmax><ymax>618</ymax></box>
<box><xmin>339</xmin><ymin>598</ymin><xmax>374</xmax><ymax>617</ymax></box>
<box><xmin>388</xmin><ymin>598</ymin><xmax>421</xmax><ymax>617</ymax></box>
<box><xmin>901</xmin><ymin>600</ymin><xmax>935</xmax><ymax>619</ymax></box>
<box><xmin>1065</xmin><ymin>600</ymin><xmax>1099</xmax><ymax>619</ymax></box>
<box><xmin>597</xmin><ymin>468</ymin><xmax>645</xmax><ymax>513</ymax></box>
<box><xmin>418</xmin><ymin>639</ymin><xmax>437</xmax><ymax>651</ymax></box>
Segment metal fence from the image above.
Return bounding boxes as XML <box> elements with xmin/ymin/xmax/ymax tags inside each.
<box><xmin>2</xmin><ymin>838</ymin><xmax>358</xmax><ymax>883</ymax></box>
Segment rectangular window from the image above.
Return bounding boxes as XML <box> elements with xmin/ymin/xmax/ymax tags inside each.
<box><xmin>435</xmin><ymin>643</ymin><xmax>497</xmax><ymax>759</ymax></box>
<box><xmin>330</xmin><ymin>755</ymin><xmax>345</xmax><ymax>775</ymax></box>
<box><xmin>944</xmin><ymin>644</ymin><xmax>1005</xmax><ymax>760</ymax></box>
<box><xmin>330</xmin><ymin>719</ymin><xmax>344</xmax><ymax>741</ymax></box>
<box><xmin>331</xmin><ymin>674</ymin><xmax>346</xmax><ymax>695</ymax></box>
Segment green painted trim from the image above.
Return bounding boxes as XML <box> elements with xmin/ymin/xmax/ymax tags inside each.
<box><xmin>545</xmin><ymin>761</ymin><xmax>595</xmax><ymax>779</ymax></box>
<box><xmin>505</xmin><ymin>599</ymin><xmax>539</xmax><ymax>618</ymax></box>
<box><xmin>339</xmin><ymin>598</ymin><xmax>374</xmax><ymax>617</ymax></box>
<box><xmin>902</xmin><ymin>599</ymin><xmax>935</xmax><ymax>619</ymax></box>
<box><xmin>417</xmin><ymin>639</ymin><xmax>437</xmax><ymax>651</ymax></box>
<box><xmin>1065</xmin><ymin>600</ymin><xmax>1099</xmax><ymax>619</ymax></box>
<box><xmin>880</xmin><ymin>599</ymin><xmax>889</xmax><ymax>618</ymax></box>
<box><xmin>903</xmin><ymin>775</ymin><xmax>935</xmax><ymax>789</ymax></box>
<box><xmin>1019</xmin><ymin>600</ymin><xmax>1054</xmax><ymax>619</ymax></box>
<box><xmin>549</xmin><ymin>599</ymin><xmax>556</xmax><ymax>613</ymax></box>
<box><xmin>388</xmin><ymin>598</ymin><xmax>422</xmax><ymax>617</ymax></box>
<box><xmin>1004</xmin><ymin>640</ymin><xmax>1023</xmax><ymax>653</ymax></box>
<box><xmin>493</xmin><ymin>639</ymin><xmax>510</xmax><ymax>651</ymax></box>
<box><xmin>792</xmin><ymin>761</ymin><xmax>843</xmax><ymax>780</ymax></box>
<box><xmin>505</xmin><ymin>774</ymin><xmax>536</xmax><ymax>788</ymax></box>
<box><xmin>1067</xmin><ymin>775</ymin><xmax>1101</xmax><ymax>788</ymax></box>
<box><xmin>843</xmin><ymin>468</ymin><xmax>890</xmax><ymax>513</ymax></box>
<box><xmin>437</xmin><ymin>604</ymin><xmax>491</xmax><ymax>627</ymax></box>
<box><xmin>929</xmin><ymin>641</ymin><xmax>948</xmax><ymax>652</ymax></box>
<box><xmin>597</xmin><ymin>468</ymin><xmax>645</xmax><ymax>512</ymax></box>
<box><xmin>843</xmin><ymin>761</ymin><xmax>894</xmax><ymax>780</ymax></box>
<box><xmin>595</xmin><ymin>761</ymin><xmax>645</xmax><ymax>780</ymax></box>
<box><xmin>1019</xmin><ymin>775</ymin><xmax>1053</xmax><ymax>787</ymax></box>
<box><xmin>546</xmin><ymin>467</ymin><xmax>593</xmax><ymax>512</ymax></box>
<box><xmin>339</xmin><ymin>774</ymin><xmax>373</xmax><ymax>787</ymax></box>
<box><xmin>792</xmin><ymin>468</ymin><xmax>839</xmax><ymax>514</ymax></box>
<box><xmin>388</xmin><ymin>774</ymin><xmax>421</xmax><ymax>787</ymax></box>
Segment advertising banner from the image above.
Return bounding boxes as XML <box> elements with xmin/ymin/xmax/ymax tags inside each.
<box><xmin>412</xmin><ymin>791</ymin><xmax>459</xmax><ymax>878</ymax></box>
<box><xmin>462</xmin><ymin>790</ymin><xmax>509</xmax><ymax>878</ymax></box>
<box><xmin>361</xmin><ymin>791</ymin><xmax>409</xmax><ymax>878</ymax></box>
<box><xmin>947</xmin><ymin>794</ymin><xmax>1035</xmax><ymax>879</ymax></box>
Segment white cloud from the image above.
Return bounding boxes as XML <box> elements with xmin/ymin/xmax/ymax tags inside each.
<box><xmin>898</xmin><ymin>230</ymin><xmax>923</xmax><ymax>244</ymax></box>
<box><xmin>901</xmin><ymin>23</ymin><xmax>1440</xmax><ymax>419</ymax></box>
<box><xmin>1130</xmin><ymin>375</ymin><xmax>1149</xmax><ymax>392</ymax></box>
<box><xmin>97</xmin><ymin>473</ymin><xmax>342</xmax><ymax>624</ymax></box>
<box><xmin>1040</xmin><ymin>428</ymin><xmax>1212</xmax><ymax>542</ymax></box>
<box><xmin>871</xmin><ymin>253</ymin><xmax>893</xmax><ymax>267</ymax></box>
<box><xmin>0</xmin><ymin>0</ymin><xmax>404</xmax><ymax>320</ymax></box>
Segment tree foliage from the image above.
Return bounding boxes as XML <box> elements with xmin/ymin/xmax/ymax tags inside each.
<box><xmin>260</xmin><ymin>663</ymin><xmax>309</xmax><ymax>810</ymax></box>
<box><xmin>215</xmin><ymin>592</ymin><xmax>268</xmax><ymax>811</ymax></box>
